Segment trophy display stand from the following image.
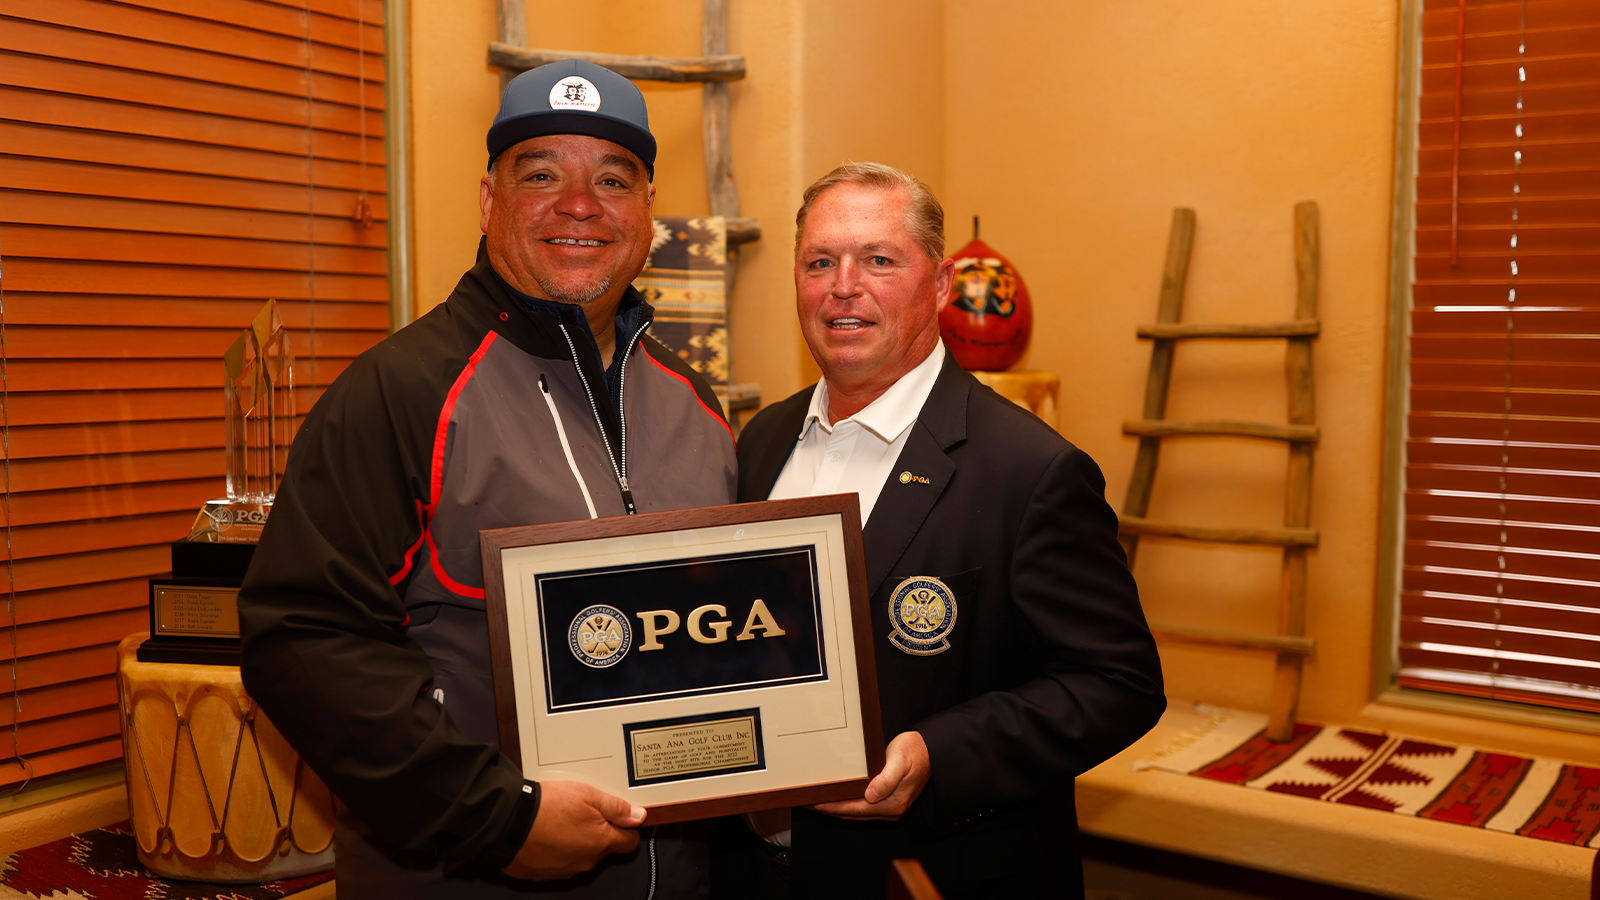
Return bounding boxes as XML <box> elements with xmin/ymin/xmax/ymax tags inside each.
<box><xmin>117</xmin><ymin>634</ymin><xmax>336</xmax><ymax>883</ymax></box>
<box><xmin>118</xmin><ymin>301</ymin><xmax>318</xmax><ymax>884</ymax></box>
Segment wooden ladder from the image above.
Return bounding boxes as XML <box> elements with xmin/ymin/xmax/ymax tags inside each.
<box><xmin>490</xmin><ymin>0</ymin><xmax>763</xmax><ymax>415</ymax></box>
<box><xmin>1119</xmin><ymin>203</ymin><xmax>1321</xmax><ymax>741</ymax></box>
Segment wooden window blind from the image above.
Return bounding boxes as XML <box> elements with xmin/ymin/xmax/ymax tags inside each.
<box><xmin>1401</xmin><ymin>0</ymin><xmax>1600</xmax><ymax>713</ymax></box>
<box><xmin>0</xmin><ymin>0</ymin><xmax>392</xmax><ymax>789</ymax></box>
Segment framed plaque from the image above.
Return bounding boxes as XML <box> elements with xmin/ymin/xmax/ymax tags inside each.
<box><xmin>481</xmin><ymin>495</ymin><xmax>883</xmax><ymax>825</ymax></box>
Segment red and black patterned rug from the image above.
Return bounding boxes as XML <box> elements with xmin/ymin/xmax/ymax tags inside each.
<box><xmin>1142</xmin><ymin>705</ymin><xmax>1600</xmax><ymax>849</ymax></box>
<box><xmin>0</xmin><ymin>823</ymin><xmax>332</xmax><ymax>900</ymax></box>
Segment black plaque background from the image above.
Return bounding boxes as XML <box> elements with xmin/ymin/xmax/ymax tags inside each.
<box><xmin>536</xmin><ymin>547</ymin><xmax>826</xmax><ymax>712</ymax></box>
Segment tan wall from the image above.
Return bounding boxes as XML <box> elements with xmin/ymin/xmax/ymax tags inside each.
<box><xmin>408</xmin><ymin>0</ymin><xmax>499</xmax><ymax>315</ymax></box>
<box><xmin>939</xmin><ymin>0</ymin><xmax>1401</xmax><ymax>726</ymax></box>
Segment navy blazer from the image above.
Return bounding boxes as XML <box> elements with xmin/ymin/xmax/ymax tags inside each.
<box><xmin>736</xmin><ymin>353</ymin><xmax>1165</xmax><ymax>898</ymax></box>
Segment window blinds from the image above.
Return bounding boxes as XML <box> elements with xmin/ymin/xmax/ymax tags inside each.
<box><xmin>1400</xmin><ymin>0</ymin><xmax>1600</xmax><ymax>713</ymax></box>
<box><xmin>0</xmin><ymin>0</ymin><xmax>392</xmax><ymax>787</ymax></box>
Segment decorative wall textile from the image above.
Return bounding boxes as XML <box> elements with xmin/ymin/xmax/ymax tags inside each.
<box><xmin>0</xmin><ymin>822</ymin><xmax>331</xmax><ymax>900</ymax></box>
<box><xmin>1140</xmin><ymin>705</ymin><xmax>1600</xmax><ymax>849</ymax></box>
<box><xmin>638</xmin><ymin>217</ymin><xmax>729</xmax><ymax>389</ymax></box>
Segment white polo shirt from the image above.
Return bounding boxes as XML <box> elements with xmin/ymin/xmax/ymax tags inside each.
<box><xmin>769</xmin><ymin>341</ymin><xmax>945</xmax><ymax>527</ymax></box>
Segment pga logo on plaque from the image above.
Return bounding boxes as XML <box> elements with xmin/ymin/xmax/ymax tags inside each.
<box><xmin>569</xmin><ymin>599</ymin><xmax>791</xmax><ymax>669</ymax></box>
<box><xmin>568</xmin><ymin>606</ymin><xmax>632</xmax><ymax>668</ymax></box>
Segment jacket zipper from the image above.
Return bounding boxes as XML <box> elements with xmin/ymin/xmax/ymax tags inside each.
<box><xmin>538</xmin><ymin>374</ymin><xmax>598</xmax><ymax>519</ymax></box>
<box><xmin>645</xmin><ymin>825</ymin><xmax>658</xmax><ymax>900</ymax></box>
<box><xmin>557</xmin><ymin>323</ymin><xmax>642</xmax><ymax>515</ymax></box>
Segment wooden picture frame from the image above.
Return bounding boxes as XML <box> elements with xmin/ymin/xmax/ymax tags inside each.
<box><xmin>480</xmin><ymin>495</ymin><xmax>884</xmax><ymax>825</ymax></box>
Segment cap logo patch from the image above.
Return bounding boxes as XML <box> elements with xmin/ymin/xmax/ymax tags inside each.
<box><xmin>549</xmin><ymin>76</ymin><xmax>602</xmax><ymax>112</ymax></box>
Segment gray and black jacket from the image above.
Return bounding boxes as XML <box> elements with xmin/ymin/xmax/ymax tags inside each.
<box><xmin>239</xmin><ymin>241</ymin><xmax>737</xmax><ymax>897</ymax></box>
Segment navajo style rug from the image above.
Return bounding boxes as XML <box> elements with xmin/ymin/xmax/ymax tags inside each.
<box><xmin>638</xmin><ymin>216</ymin><xmax>730</xmax><ymax>390</ymax></box>
<box><xmin>0</xmin><ymin>823</ymin><xmax>332</xmax><ymax>900</ymax></box>
<box><xmin>1140</xmin><ymin>705</ymin><xmax>1600</xmax><ymax>849</ymax></box>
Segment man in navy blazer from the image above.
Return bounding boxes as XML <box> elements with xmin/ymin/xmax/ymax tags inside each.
<box><xmin>730</xmin><ymin>162</ymin><xmax>1165</xmax><ymax>899</ymax></box>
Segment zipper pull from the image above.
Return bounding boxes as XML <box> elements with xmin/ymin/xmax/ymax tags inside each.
<box><xmin>618</xmin><ymin>475</ymin><xmax>637</xmax><ymax>516</ymax></box>
<box><xmin>539</xmin><ymin>373</ymin><xmax>549</xmax><ymax>393</ymax></box>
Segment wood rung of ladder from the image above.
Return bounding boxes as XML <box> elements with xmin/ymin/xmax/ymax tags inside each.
<box><xmin>489</xmin><ymin>43</ymin><xmax>746</xmax><ymax>82</ymax></box>
<box><xmin>1150</xmin><ymin>625</ymin><xmax>1315</xmax><ymax>657</ymax></box>
<box><xmin>722</xmin><ymin>218</ymin><xmax>763</xmax><ymax>246</ymax></box>
<box><xmin>1120</xmin><ymin>203</ymin><xmax>1320</xmax><ymax>743</ymax></box>
<box><xmin>1136</xmin><ymin>320</ymin><xmax>1320</xmax><ymax>340</ymax></box>
<box><xmin>1122</xmin><ymin>419</ymin><xmax>1320</xmax><ymax>443</ymax></box>
<box><xmin>1118</xmin><ymin>516</ymin><xmax>1319</xmax><ymax>548</ymax></box>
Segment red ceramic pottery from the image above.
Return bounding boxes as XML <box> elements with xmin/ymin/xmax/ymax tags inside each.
<box><xmin>939</xmin><ymin>235</ymin><xmax>1033</xmax><ymax>371</ymax></box>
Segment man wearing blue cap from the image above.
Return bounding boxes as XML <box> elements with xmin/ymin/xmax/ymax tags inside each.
<box><xmin>240</xmin><ymin>59</ymin><xmax>735</xmax><ymax>898</ymax></box>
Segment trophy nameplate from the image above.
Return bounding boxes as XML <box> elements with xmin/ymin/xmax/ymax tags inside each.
<box><xmin>152</xmin><ymin>584</ymin><xmax>241</xmax><ymax>638</ymax></box>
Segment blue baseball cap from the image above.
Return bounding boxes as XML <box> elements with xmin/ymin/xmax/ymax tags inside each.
<box><xmin>487</xmin><ymin>58</ymin><xmax>657</xmax><ymax>179</ymax></box>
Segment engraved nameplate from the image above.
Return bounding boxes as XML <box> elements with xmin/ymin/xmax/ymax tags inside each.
<box><xmin>153</xmin><ymin>584</ymin><xmax>241</xmax><ymax>639</ymax></box>
<box><xmin>624</xmin><ymin>709</ymin><xmax>765</xmax><ymax>786</ymax></box>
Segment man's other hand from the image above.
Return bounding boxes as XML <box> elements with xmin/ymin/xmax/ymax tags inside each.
<box><xmin>811</xmin><ymin>730</ymin><xmax>930</xmax><ymax>821</ymax></box>
<box><xmin>501</xmin><ymin>781</ymin><xmax>645</xmax><ymax>880</ymax></box>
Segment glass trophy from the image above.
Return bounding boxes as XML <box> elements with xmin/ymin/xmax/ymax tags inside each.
<box><xmin>140</xmin><ymin>301</ymin><xmax>296</xmax><ymax>665</ymax></box>
<box><xmin>192</xmin><ymin>300</ymin><xmax>296</xmax><ymax>543</ymax></box>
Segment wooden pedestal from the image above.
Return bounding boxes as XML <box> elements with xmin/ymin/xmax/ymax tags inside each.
<box><xmin>970</xmin><ymin>369</ymin><xmax>1060</xmax><ymax>429</ymax></box>
<box><xmin>115</xmin><ymin>633</ymin><xmax>335</xmax><ymax>883</ymax></box>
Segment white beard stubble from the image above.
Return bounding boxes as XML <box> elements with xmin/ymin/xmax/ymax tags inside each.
<box><xmin>537</xmin><ymin>273</ymin><xmax>613</xmax><ymax>305</ymax></box>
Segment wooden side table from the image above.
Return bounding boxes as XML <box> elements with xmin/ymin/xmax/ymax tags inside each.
<box><xmin>115</xmin><ymin>632</ymin><xmax>335</xmax><ymax>883</ymax></box>
<box><xmin>970</xmin><ymin>369</ymin><xmax>1060</xmax><ymax>430</ymax></box>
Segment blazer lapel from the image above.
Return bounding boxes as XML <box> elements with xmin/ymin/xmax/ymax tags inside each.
<box><xmin>860</xmin><ymin>355</ymin><xmax>971</xmax><ymax>595</ymax></box>
<box><xmin>739</xmin><ymin>386</ymin><xmax>815</xmax><ymax>503</ymax></box>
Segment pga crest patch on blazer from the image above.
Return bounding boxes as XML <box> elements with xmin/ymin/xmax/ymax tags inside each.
<box><xmin>888</xmin><ymin>575</ymin><xmax>957</xmax><ymax>656</ymax></box>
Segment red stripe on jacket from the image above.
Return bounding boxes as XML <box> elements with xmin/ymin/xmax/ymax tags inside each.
<box><xmin>425</xmin><ymin>529</ymin><xmax>487</xmax><ymax>600</ymax></box>
<box><xmin>640</xmin><ymin>342</ymin><xmax>734</xmax><ymax>442</ymax></box>
<box><xmin>417</xmin><ymin>331</ymin><xmax>497</xmax><ymax>599</ymax></box>
<box><xmin>426</xmin><ymin>332</ymin><xmax>499</xmax><ymax>515</ymax></box>
<box><xmin>388</xmin><ymin>499</ymin><xmax>427</xmax><ymax>585</ymax></box>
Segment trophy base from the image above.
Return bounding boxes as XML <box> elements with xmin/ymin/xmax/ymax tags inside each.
<box><xmin>171</xmin><ymin>539</ymin><xmax>257</xmax><ymax>580</ymax></box>
<box><xmin>139</xmin><ymin>532</ymin><xmax>261</xmax><ymax>667</ymax></box>
<box><xmin>136</xmin><ymin>633</ymin><xmax>242</xmax><ymax>667</ymax></box>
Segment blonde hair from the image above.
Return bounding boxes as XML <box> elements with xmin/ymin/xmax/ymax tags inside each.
<box><xmin>794</xmin><ymin>161</ymin><xmax>945</xmax><ymax>262</ymax></box>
